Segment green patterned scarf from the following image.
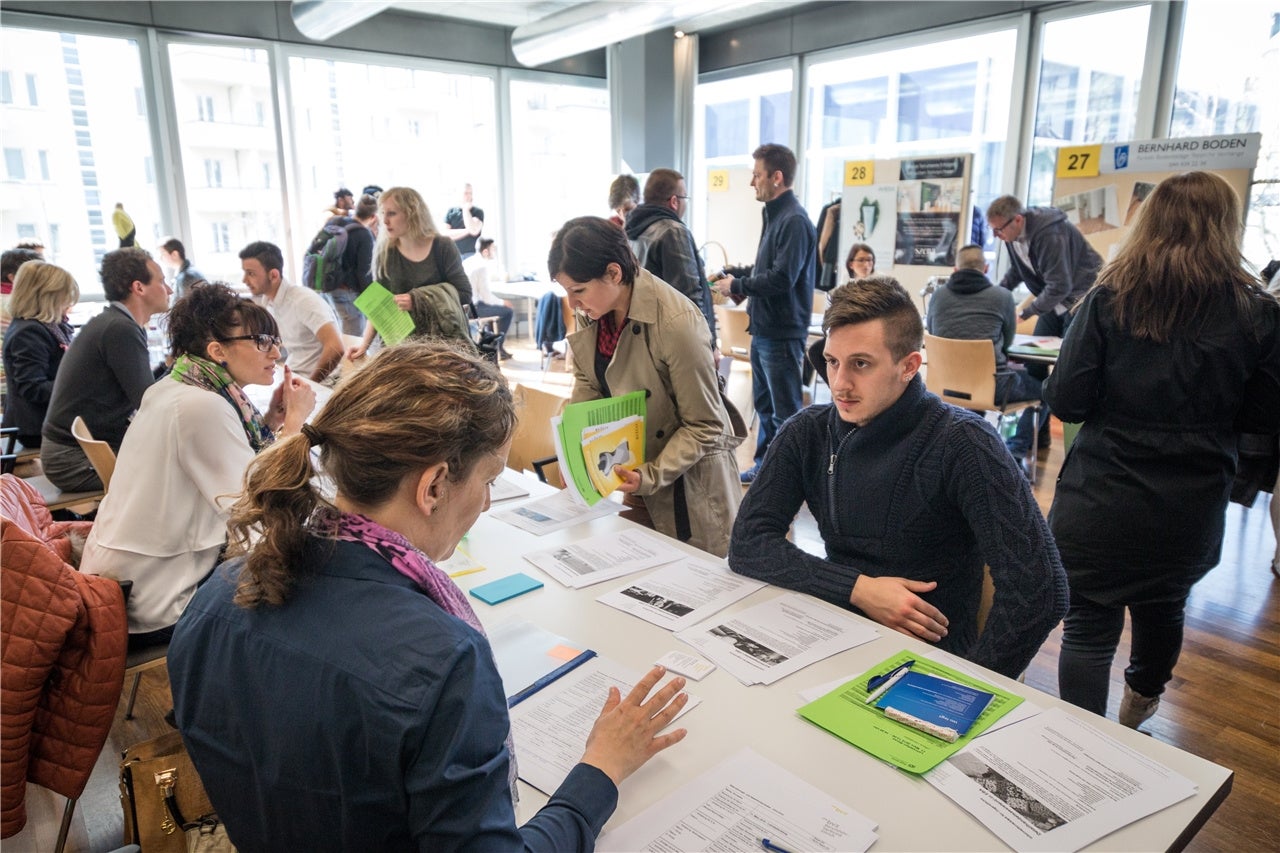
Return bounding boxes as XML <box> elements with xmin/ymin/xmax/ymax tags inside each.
<box><xmin>170</xmin><ymin>354</ymin><xmax>274</xmax><ymax>452</ymax></box>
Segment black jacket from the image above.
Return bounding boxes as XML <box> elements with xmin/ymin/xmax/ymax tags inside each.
<box><xmin>998</xmin><ymin>206</ymin><xmax>1102</xmax><ymax>318</ymax></box>
<box><xmin>729</xmin><ymin>190</ymin><xmax>816</xmax><ymax>340</ymax></box>
<box><xmin>1046</xmin><ymin>286</ymin><xmax>1280</xmax><ymax>603</ymax></box>
<box><xmin>625</xmin><ymin>204</ymin><xmax>715</xmax><ymax>341</ymax></box>
<box><xmin>2</xmin><ymin>318</ymin><xmax>72</xmax><ymax>442</ymax></box>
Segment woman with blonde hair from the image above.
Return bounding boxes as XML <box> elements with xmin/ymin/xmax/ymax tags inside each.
<box><xmin>1047</xmin><ymin>170</ymin><xmax>1280</xmax><ymax>728</ymax></box>
<box><xmin>346</xmin><ymin>186</ymin><xmax>473</xmax><ymax>358</ymax></box>
<box><xmin>168</xmin><ymin>341</ymin><xmax>688</xmax><ymax>850</ymax></box>
<box><xmin>2</xmin><ymin>261</ymin><xmax>79</xmax><ymax>448</ymax></box>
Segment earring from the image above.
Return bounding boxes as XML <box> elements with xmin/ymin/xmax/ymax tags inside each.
<box><xmin>219</xmin><ymin>360</ymin><xmax>229</xmax><ymax>368</ymax></box>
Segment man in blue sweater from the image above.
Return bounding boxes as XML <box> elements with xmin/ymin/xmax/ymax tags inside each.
<box><xmin>712</xmin><ymin>144</ymin><xmax>816</xmax><ymax>483</ymax></box>
<box><xmin>728</xmin><ymin>276</ymin><xmax>1067</xmax><ymax>678</ymax></box>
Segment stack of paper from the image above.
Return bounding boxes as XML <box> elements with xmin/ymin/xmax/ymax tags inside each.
<box><xmin>524</xmin><ymin>529</ymin><xmax>684</xmax><ymax>589</ymax></box>
<box><xmin>491</xmin><ymin>488</ymin><xmax>623</xmax><ymax>535</ymax></box>
<box><xmin>674</xmin><ymin>593</ymin><xmax>879</xmax><ymax>685</ymax></box>
<box><xmin>596</xmin><ymin>557</ymin><xmax>766</xmax><ymax>631</ymax></box>
<box><xmin>552</xmin><ymin>391</ymin><xmax>646</xmax><ymax>506</ymax></box>
<box><xmin>597</xmin><ymin>748</ymin><xmax>878</xmax><ymax>852</ymax></box>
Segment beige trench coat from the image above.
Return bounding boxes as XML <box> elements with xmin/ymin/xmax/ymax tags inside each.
<box><xmin>568</xmin><ymin>269</ymin><xmax>744</xmax><ymax>557</ymax></box>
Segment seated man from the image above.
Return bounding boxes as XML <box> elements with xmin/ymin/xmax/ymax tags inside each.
<box><xmin>728</xmin><ymin>276</ymin><xmax>1067</xmax><ymax>678</ymax></box>
<box><xmin>463</xmin><ymin>238</ymin><xmax>514</xmax><ymax>359</ymax></box>
<box><xmin>41</xmin><ymin>248</ymin><xmax>170</xmax><ymax>491</ymax></box>
<box><xmin>240</xmin><ymin>241</ymin><xmax>343</xmax><ymax>384</ymax></box>
<box><xmin>926</xmin><ymin>243</ymin><xmax>1042</xmax><ymax>443</ymax></box>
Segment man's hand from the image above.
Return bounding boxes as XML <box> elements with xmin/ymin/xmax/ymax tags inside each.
<box><xmin>711</xmin><ymin>274</ymin><xmax>735</xmax><ymax>298</ymax></box>
<box><xmin>849</xmin><ymin>575</ymin><xmax>949</xmax><ymax>642</ymax></box>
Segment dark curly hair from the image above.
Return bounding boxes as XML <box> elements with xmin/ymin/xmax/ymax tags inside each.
<box><xmin>167</xmin><ymin>281</ymin><xmax>277</xmax><ymax>359</ymax></box>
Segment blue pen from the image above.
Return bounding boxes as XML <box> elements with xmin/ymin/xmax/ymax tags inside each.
<box><xmin>760</xmin><ymin>839</ymin><xmax>794</xmax><ymax>853</ymax></box>
<box><xmin>867</xmin><ymin>659</ymin><xmax>915</xmax><ymax>690</ymax></box>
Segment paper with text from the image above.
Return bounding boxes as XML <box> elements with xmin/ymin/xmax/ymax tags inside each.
<box><xmin>524</xmin><ymin>529</ymin><xmax>684</xmax><ymax>589</ymax></box>
<box><xmin>491</xmin><ymin>489</ymin><xmax>622</xmax><ymax>535</ymax></box>
<box><xmin>352</xmin><ymin>281</ymin><xmax>414</xmax><ymax>346</ymax></box>
<box><xmin>596</xmin><ymin>557</ymin><xmax>765</xmax><ymax>631</ymax></box>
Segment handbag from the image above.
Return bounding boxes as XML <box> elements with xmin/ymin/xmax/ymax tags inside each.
<box><xmin>119</xmin><ymin>730</ymin><xmax>235</xmax><ymax>853</ymax></box>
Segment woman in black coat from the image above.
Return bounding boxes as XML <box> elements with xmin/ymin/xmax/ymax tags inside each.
<box><xmin>1046</xmin><ymin>171</ymin><xmax>1280</xmax><ymax>729</ymax></box>
<box><xmin>2</xmin><ymin>261</ymin><xmax>79</xmax><ymax>448</ymax></box>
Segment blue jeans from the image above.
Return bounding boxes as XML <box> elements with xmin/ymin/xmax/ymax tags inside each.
<box><xmin>474</xmin><ymin>300</ymin><xmax>514</xmax><ymax>337</ymax></box>
<box><xmin>323</xmin><ymin>288</ymin><xmax>365</xmax><ymax>337</ymax></box>
<box><xmin>1058</xmin><ymin>589</ymin><xmax>1188</xmax><ymax>716</ymax></box>
<box><xmin>750</xmin><ymin>337</ymin><xmax>805</xmax><ymax>464</ymax></box>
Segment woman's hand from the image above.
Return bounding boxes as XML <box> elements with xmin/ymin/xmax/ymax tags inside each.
<box><xmin>266</xmin><ymin>366</ymin><xmax>317</xmax><ymax>436</ymax></box>
<box><xmin>579</xmin><ymin>666</ymin><xmax>688</xmax><ymax>786</ymax></box>
<box><xmin>613</xmin><ymin>466</ymin><xmax>641</xmax><ymax>494</ymax></box>
<box><xmin>345</xmin><ymin>342</ymin><xmax>368</xmax><ymax>361</ymax></box>
<box><xmin>393</xmin><ymin>293</ymin><xmax>413</xmax><ymax>310</ymax></box>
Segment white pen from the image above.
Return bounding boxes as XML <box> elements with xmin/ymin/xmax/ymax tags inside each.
<box><xmin>864</xmin><ymin>665</ymin><xmax>911</xmax><ymax>705</ymax></box>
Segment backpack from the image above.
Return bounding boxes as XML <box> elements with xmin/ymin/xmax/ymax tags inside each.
<box><xmin>303</xmin><ymin>218</ymin><xmax>361</xmax><ymax>293</ymax></box>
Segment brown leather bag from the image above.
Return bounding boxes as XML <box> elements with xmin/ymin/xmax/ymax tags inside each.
<box><xmin>119</xmin><ymin>730</ymin><xmax>234</xmax><ymax>852</ymax></box>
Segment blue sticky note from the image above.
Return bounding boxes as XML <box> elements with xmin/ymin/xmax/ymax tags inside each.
<box><xmin>470</xmin><ymin>572</ymin><xmax>544</xmax><ymax>605</ymax></box>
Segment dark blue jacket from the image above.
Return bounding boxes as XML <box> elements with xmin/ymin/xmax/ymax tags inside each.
<box><xmin>730</xmin><ymin>190</ymin><xmax>816</xmax><ymax>340</ymax></box>
<box><xmin>170</xmin><ymin>538</ymin><xmax>618</xmax><ymax>853</ymax></box>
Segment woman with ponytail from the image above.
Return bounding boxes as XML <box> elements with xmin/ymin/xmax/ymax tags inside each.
<box><xmin>168</xmin><ymin>340</ymin><xmax>689</xmax><ymax>852</ymax></box>
<box><xmin>81</xmin><ymin>283</ymin><xmax>315</xmax><ymax>649</ymax></box>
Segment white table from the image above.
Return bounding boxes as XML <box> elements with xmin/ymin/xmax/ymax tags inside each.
<box><xmin>461</xmin><ymin>475</ymin><xmax>1231</xmax><ymax>852</ymax></box>
<box><xmin>490</xmin><ymin>279</ymin><xmax>566</xmax><ymax>340</ymax></box>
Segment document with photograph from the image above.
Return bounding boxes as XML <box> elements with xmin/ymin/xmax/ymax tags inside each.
<box><xmin>597</xmin><ymin>748</ymin><xmax>878</xmax><ymax>853</ymax></box>
<box><xmin>926</xmin><ymin>707</ymin><xmax>1197</xmax><ymax>852</ymax></box>
<box><xmin>675</xmin><ymin>593</ymin><xmax>879</xmax><ymax>685</ymax></box>
<box><xmin>490</xmin><ymin>488</ymin><xmax>622</xmax><ymax>535</ymax></box>
<box><xmin>524</xmin><ymin>529</ymin><xmax>685</xmax><ymax>589</ymax></box>
<box><xmin>596</xmin><ymin>558</ymin><xmax>766</xmax><ymax>631</ymax></box>
<box><xmin>508</xmin><ymin>656</ymin><xmax>699</xmax><ymax>795</ymax></box>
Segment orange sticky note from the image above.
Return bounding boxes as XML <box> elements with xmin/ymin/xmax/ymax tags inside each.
<box><xmin>547</xmin><ymin>644</ymin><xmax>583</xmax><ymax>662</ymax></box>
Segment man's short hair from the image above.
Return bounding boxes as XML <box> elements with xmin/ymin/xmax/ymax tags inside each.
<box><xmin>478</xmin><ymin>238</ymin><xmax>496</xmax><ymax>253</ymax></box>
<box><xmin>956</xmin><ymin>244</ymin><xmax>985</xmax><ymax>271</ymax></box>
<box><xmin>160</xmin><ymin>237</ymin><xmax>187</xmax><ymax>260</ymax></box>
<box><xmin>752</xmin><ymin>143</ymin><xmax>797</xmax><ymax>187</ymax></box>
<box><xmin>824</xmin><ymin>275</ymin><xmax>923</xmax><ymax>362</ymax></box>
<box><xmin>361</xmin><ymin>185</ymin><xmax>383</xmax><ymax>197</ymax></box>
<box><xmin>14</xmin><ymin>239</ymin><xmax>44</xmax><ymax>252</ymax></box>
<box><xmin>355</xmin><ymin>194</ymin><xmax>378</xmax><ymax>220</ymax></box>
<box><xmin>239</xmin><ymin>241</ymin><xmax>284</xmax><ymax>275</ymax></box>
<box><xmin>643</xmin><ymin>168</ymin><xmax>684</xmax><ymax>205</ymax></box>
<box><xmin>100</xmin><ymin>247</ymin><xmax>153</xmax><ymax>302</ymax></box>
<box><xmin>2</xmin><ymin>248</ymin><xmax>42</xmax><ymax>282</ymax></box>
<box><xmin>334</xmin><ymin>187</ymin><xmax>353</xmax><ymax>201</ymax></box>
<box><xmin>986</xmin><ymin>195</ymin><xmax>1025</xmax><ymax>222</ymax></box>
<box><xmin>608</xmin><ymin>174</ymin><xmax>641</xmax><ymax>211</ymax></box>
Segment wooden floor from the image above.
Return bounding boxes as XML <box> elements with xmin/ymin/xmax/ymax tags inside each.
<box><xmin>9</xmin><ymin>334</ymin><xmax>1278</xmax><ymax>852</ymax></box>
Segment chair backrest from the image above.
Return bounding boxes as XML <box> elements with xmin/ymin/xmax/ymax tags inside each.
<box><xmin>922</xmin><ymin>333</ymin><xmax>998</xmax><ymax>411</ymax></box>
<box><xmin>715</xmin><ymin>305</ymin><xmax>752</xmax><ymax>361</ymax></box>
<box><xmin>70</xmin><ymin>416</ymin><xmax>116</xmax><ymax>492</ymax></box>
<box><xmin>507</xmin><ymin>384</ymin><xmax>568</xmax><ymax>488</ymax></box>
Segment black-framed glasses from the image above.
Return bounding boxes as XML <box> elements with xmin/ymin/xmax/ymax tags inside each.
<box><xmin>991</xmin><ymin>216</ymin><xmax>1019</xmax><ymax>237</ymax></box>
<box><xmin>218</xmin><ymin>333</ymin><xmax>281</xmax><ymax>353</ymax></box>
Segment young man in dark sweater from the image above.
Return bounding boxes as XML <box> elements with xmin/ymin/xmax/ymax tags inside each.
<box><xmin>728</xmin><ymin>276</ymin><xmax>1067</xmax><ymax>679</ymax></box>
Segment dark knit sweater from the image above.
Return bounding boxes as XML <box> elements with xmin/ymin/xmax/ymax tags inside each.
<box><xmin>729</xmin><ymin>376</ymin><xmax>1068</xmax><ymax>678</ymax></box>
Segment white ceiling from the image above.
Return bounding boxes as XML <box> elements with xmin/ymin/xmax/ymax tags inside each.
<box><xmin>387</xmin><ymin>0</ymin><xmax>817</xmax><ymax>35</ymax></box>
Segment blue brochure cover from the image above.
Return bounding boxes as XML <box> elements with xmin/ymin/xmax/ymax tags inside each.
<box><xmin>876</xmin><ymin>671</ymin><xmax>994</xmax><ymax>736</ymax></box>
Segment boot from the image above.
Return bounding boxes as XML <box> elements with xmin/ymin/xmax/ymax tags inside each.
<box><xmin>1118</xmin><ymin>683</ymin><xmax>1160</xmax><ymax>729</ymax></box>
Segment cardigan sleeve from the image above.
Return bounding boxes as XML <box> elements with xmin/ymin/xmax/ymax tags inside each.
<box><xmin>1043</xmin><ymin>288</ymin><xmax>1107</xmax><ymax>422</ymax></box>
<box><xmin>736</xmin><ymin>214</ymin><xmax>814</xmax><ymax>300</ymax></box>
<box><xmin>3</xmin><ymin>323</ymin><xmax>59</xmax><ymax>406</ymax></box>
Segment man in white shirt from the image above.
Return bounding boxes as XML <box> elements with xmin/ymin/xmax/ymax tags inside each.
<box><xmin>239</xmin><ymin>241</ymin><xmax>343</xmax><ymax>383</ymax></box>
<box><xmin>463</xmin><ymin>238</ymin><xmax>514</xmax><ymax>359</ymax></box>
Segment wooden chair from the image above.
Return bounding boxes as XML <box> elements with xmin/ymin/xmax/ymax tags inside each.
<box><xmin>70</xmin><ymin>417</ymin><xmax>116</xmax><ymax>492</ymax></box>
<box><xmin>923</xmin><ymin>333</ymin><xmax>1043</xmax><ymax>483</ymax></box>
<box><xmin>507</xmin><ymin>384</ymin><xmax>568</xmax><ymax>488</ymax></box>
<box><xmin>715</xmin><ymin>305</ymin><xmax>752</xmax><ymax>362</ymax></box>
<box><xmin>1</xmin><ymin>427</ymin><xmax>40</xmax><ymax>475</ymax></box>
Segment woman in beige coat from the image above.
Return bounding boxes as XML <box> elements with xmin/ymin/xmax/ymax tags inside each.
<box><xmin>550</xmin><ymin>216</ymin><xmax>744</xmax><ymax>556</ymax></box>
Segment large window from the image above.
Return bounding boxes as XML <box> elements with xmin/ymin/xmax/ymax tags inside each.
<box><xmin>0</xmin><ymin>26</ymin><xmax>160</xmax><ymax>296</ymax></box>
<box><xmin>1172</xmin><ymin>0</ymin><xmax>1279</xmax><ymax>265</ymax></box>
<box><xmin>507</xmin><ymin>77</ymin><xmax>609</xmax><ymax>276</ymax></box>
<box><xmin>168</xmin><ymin>42</ymin><xmax>282</xmax><ymax>283</ymax></box>
<box><xmin>287</xmin><ymin>55</ymin><xmax>497</xmax><ymax>251</ymax></box>
<box><xmin>804</xmin><ymin>28</ymin><xmax>1016</xmax><ymax>235</ymax></box>
<box><xmin>1027</xmin><ymin>5</ymin><xmax>1151</xmax><ymax>205</ymax></box>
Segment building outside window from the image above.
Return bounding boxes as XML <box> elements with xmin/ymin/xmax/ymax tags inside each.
<box><xmin>4</xmin><ymin>147</ymin><xmax>24</xmax><ymax>180</ymax></box>
<box><xmin>25</xmin><ymin>73</ymin><xmax>37</xmax><ymax>106</ymax></box>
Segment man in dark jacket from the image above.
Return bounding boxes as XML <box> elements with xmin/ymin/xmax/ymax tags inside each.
<box><xmin>986</xmin><ymin>195</ymin><xmax>1102</xmax><ymax>454</ymax></box>
<box><xmin>926</xmin><ymin>244</ymin><xmax>1042</xmax><ymax>453</ymax></box>
<box><xmin>713</xmin><ymin>144</ymin><xmax>816</xmax><ymax>483</ymax></box>
<box><xmin>625</xmin><ymin>168</ymin><xmax>715</xmax><ymax>343</ymax></box>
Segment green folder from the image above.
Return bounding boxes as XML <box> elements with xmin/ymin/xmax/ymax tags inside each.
<box><xmin>797</xmin><ymin>650</ymin><xmax>1023</xmax><ymax>774</ymax></box>
<box><xmin>553</xmin><ymin>390</ymin><xmax>646</xmax><ymax>506</ymax></box>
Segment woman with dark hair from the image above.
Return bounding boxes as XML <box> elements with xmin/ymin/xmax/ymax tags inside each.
<box><xmin>1047</xmin><ymin>171</ymin><xmax>1280</xmax><ymax>728</ymax></box>
<box><xmin>550</xmin><ymin>216</ymin><xmax>744</xmax><ymax>557</ymax></box>
<box><xmin>81</xmin><ymin>283</ymin><xmax>315</xmax><ymax>648</ymax></box>
<box><xmin>845</xmin><ymin>242</ymin><xmax>875</xmax><ymax>283</ymax></box>
<box><xmin>1</xmin><ymin>261</ymin><xmax>79</xmax><ymax>448</ymax></box>
<box><xmin>168</xmin><ymin>341</ymin><xmax>688</xmax><ymax>850</ymax></box>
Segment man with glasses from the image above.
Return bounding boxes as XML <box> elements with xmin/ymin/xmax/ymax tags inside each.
<box><xmin>625</xmin><ymin>168</ymin><xmax>716</xmax><ymax>343</ymax></box>
<box><xmin>41</xmin><ymin>248</ymin><xmax>170</xmax><ymax>491</ymax></box>
<box><xmin>986</xmin><ymin>195</ymin><xmax>1102</xmax><ymax>456</ymax></box>
<box><xmin>240</xmin><ymin>241</ymin><xmax>343</xmax><ymax>384</ymax></box>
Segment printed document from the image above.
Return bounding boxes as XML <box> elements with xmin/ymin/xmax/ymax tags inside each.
<box><xmin>926</xmin><ymin>707</ymin><xmax>1197</xmax><ymax>852</ymax></box>
<box><xmin>596</xmin><ymin>557</ymin><xmax>766</xmax><ymax>631</ymax></box>
<box><xmin>509</xmin><ymin>656</ymin><xmax>699</xmax><ymax>795</ymax></box>
<box><xmin>524</xmin><ymin>529</ymin><xmax>684</xmax><ymax>589</ymax></box>
<box><xmin>491</xmin><ymin>488</ymin><xmax>622</xmax><ymax>535</ymax></box>
<box><xmin>596</xmin><ymin>748</ymin><xmax>878</xmax><ymax>852</ymax></box>
<box><xmin>674</xmin><ymin>593</ymin><xmax>878</xmax><ymax>685</ymax></box>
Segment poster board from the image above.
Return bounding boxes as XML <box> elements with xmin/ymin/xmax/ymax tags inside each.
<box><xmin>702</xmin><ymin>166</ymin><xmax>762</xmax><ymax>270</ymax></box>
<box><xmin>1052</xmin><ymin>133</ymin><xmax>1260</xmax><ymax>261</ymax></box>
<box><xmin>837</xmin><ymin>153</ymin><xmax>973</xmax><ymax>306</ymax></box>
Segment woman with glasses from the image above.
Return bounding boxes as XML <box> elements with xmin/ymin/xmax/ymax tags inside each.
<box><xmin>82</xmin><ymin>283</ymin><xmax>316</xmax><ymax>650</ymax></box>
<box><xmin>845</xmin><ymin>242</ymin><xmax>876</xmax><ymax>283</ymax></box>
